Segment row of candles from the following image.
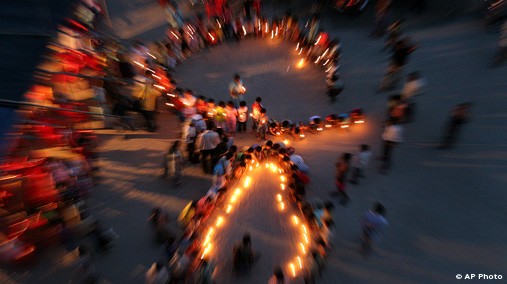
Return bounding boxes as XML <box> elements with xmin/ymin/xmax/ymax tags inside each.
<box><xmin>198</xmin><ymin>158</ymin><xmax>313</xmax><ymax>279</ymax></box>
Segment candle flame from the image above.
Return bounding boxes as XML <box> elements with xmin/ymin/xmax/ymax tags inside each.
<box><xmin>299</xmin><ymin>242</ymin><xmax>306</xmax><ymax>254</ymax></box>
<box><xmin>216</xmin><ymin>216</ymin><xmax>224</xmax><ymax>227</ymax></box>
<box><xmin>289</xmin><ymin>263</ymin><xmax>296</xmax><ymax>277</ymax></box>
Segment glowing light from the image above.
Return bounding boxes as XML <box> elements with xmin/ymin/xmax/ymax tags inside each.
<box><xmin>292</xmin><ymin>215</ymin><xmax>299</xmax><ymax>225</ymax></box>
<box><xmin>249</xmin><ymin>166</ymin><xmax>253</xmax><ymax>171</ymax></box>
<box><xmin>234</xmin><ymin>188</ymin><xmax>241</xmax><ymax>196</ymax></box>
<box><xmin>299</xmin><ymin>134</ymin><xmax>306</xmax><ymax>138</ymax></box>
<box><xmin>133</xmin><ymin>61</ymin><xmax>144</xmax><ymax>68</ymax></box>
<box><xmin>226</xmin><ymin>204</ymin><xmax>233</xmax><ymax>214</ymax></box>
<box><xmin>279</xmin><ymin>202</ymin><xmax>285</xmax><ymax>211</ymax></box>
<box><xmin>230</xmin><ymin>195</ymin><xmax>238</xmax><ymax>203</ymax></box>
<box><xmin>289</xmin><ymin>263</ymin><xmax>296</xmax><ymax>277</ymax></box>
<box><xmin>322</xmin><ymin>48</ymin><xmax>329</xmax><ymax>58</ymax></box>
<box><xmin>146</xmin><ymin>68</ymin><xmax>155</xmax><ymax>73</ymax></box>
<box><xmin>170</xmin><ymin>31</ymin><xmax>179</xmax><ymax>40</ymax></box>
<box><xmin>271</xmin><ymin>30</ymin><xmax>274</xmax><ymax>39</ymax></box>
<box><xmin>303</xmin><ymin>233</ymin><xmax>309</xmax><ymax>244</ymax></box>
<box><xmin>275</xmin><ymin>27</ymin><xmax>279</xmax><ymax>36</ymax></box>
<box><xmin>265</xmin><ymin>23</ymin><xmax>268</xmax><ymax>33</ymax></box>
<box><xmin>323</xmin><ymin>59</ymin><xmax>330</xmax><ymax>66</ymax></box>
<box><xmin>201</xmin><ymin>243</ymin><xmax>212</xmax><ymax>259</ymax></box>
<box><xmin>354</xmin><ymin>120</ymin><xmax>364</xmax><ymax>124</ymax></box>
<box><xmin>317</xmin><ymin>127</ymin><xmax>323</xmax><ymax>131</ymax></box>
<box><xmin>216</xmin><ymin>216</ymin><xmax>224</xmax><ymax>227</ymax></box>
<box><xmin>325</xmin><ymin>66</ymin><xmax>333</xmax><ymax>73</ymax></box>
<box><xmin>298</xmin><ymin>48</ymin><xmax>303</xmax><ymax>55</ymax></box>
<box><xmin>299</xmin><ymin>242</ymin><xmax>306</xmax><ymax>254</ymax></box>
<box><xmin>244</xmin><ymin>176</ymin><xmax>251</xmax><ymax>188</ymax></box>
<box><xmin>297</xmin><ymin>256</ymin><xmax>303</xmax><ymax>269</ymax></box>
<box><xmin>208</xmin><ymin>33</ymin><xmax>215</xmax><ymax>42</ymax></box>
<box><xmin>278</xmin><ymin>169</ymin><xmax>282</xmax><ymax>174</ymax></box>
<box><xmin>295</xmin><ymin>42</ymin><xmax>299</xmax><ymax>50</ymax></box>
<box><xmin>148</xmin><ymin>53</ymin><xmax>157</xmax><ymax>59</ymax></box>
<box><xmin>280</xmin><ymin>176</ymin><xmax>286</xmax><ymax>182</ymax></box>
<box><xmin>341</xmin><ymin>125</ymin><xmax>349</xmax><ymax>128</ymax></box>
<box><xmin>314</xmin><ymin>35</ymin><xmax>322</xmax><ymax>45</ymax></box>
<box><xmin>165</xmin><ymin>103</ymin><xmax>174</xmax><ymax>107</ymax></box>
<box><xmin>242</xmin><ymin>25</ymin><xmax>247</xmax><ymax>36</ymax></box>
<box><xmin>203</xmin><ymin>228</ymin><xmax>214</xmax><ymax>246</ymax></box>
<box><xmin>265</xmin><ymin>163</ymin><xmax>269</xmax><ymax>168</ymax></box>
<box><xmin>280</xmin><ymin>183</ymin><xmax>285</xmax><ymax>190</ymax></box>
<box><xmin>297</xmin><ymin>58</ymin><xmax>304</xmax><ymax>68</ymax></box>
<box><xmin>325</xmin><ymin>124</ymin><xmax>332</xmax><ymax>128</ymax></box>
<box><xmin>167</xmin><ymin>93</ymin><xmax>176</xmax><ymax>97</ymax></box>
<box><xmin>277</xmin><ymin>194</ymin><xmax>282</xmax><ymax>202</ymax></box>
<box><xmin>256</xmin><ymin>163</ymin><xmax>259</xmax><ymax>168</ymax></box>
<box><xmin>314</xmin><ymin>56</ymin><xmax>321</xmax><ymax>64</ymax></box>
<box><xmin>302</xmin><ymin>225</ymin><xmax>308</xmax><ymax>234</ymax></box>
<box><xmin>152</xmin><ymin>74</ymin><xmax>162</xmax><ymax>80</ymax></box>
<box><xmin>154</xmin><ymin>84</ymin><xmax>166</xmax><ymax>90</ymax></box>
<box><xmin>216</xmin><ymin>19</ymin><xmax>221</xmax><ymax>28</ymax></box>
<box><xmin>283</xmin><ymin>139</ymin><xmax>289</xmax><ymax>145</ymax></box>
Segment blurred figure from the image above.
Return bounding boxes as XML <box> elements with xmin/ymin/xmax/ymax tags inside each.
<box><xmin>256</xmin><ymin>108</ymin><xmax>268</xmax><ymax>141</ymax></box>
<box><xmin>327</xmin><ymin>74</ymin><xmax>344</xmax><ymax>103</ymax></box>
<box><xmin>251</xmin><ymin>97</ymin><xmax>263</xmax><ymax>130</ymax></box>
<box><xmin>145</xmin><ymin>260</ymin><xmax>169</xmax><ymax>284</ymax></box>
<box><xmin>349</xmin><ymin>144</ymin><xmax>372</xmax><ymax>185</ymax></box>
<box><xmin>196</xmin><ymin>122</ymin><xmax>220</xmax><ymax>174</ymax></box>
<box><xmin>194</xmin><ymin>258</ymin><xmax>215</xmax><ymax>284</ymax></box>
<box><xmin>134</xmin><ymin>71</ymin><xmax>161</xmax><ymax>132</ymax></box>
<box><xmin>72</xmin><ymin>245</ymin><xmax>98</xmax><ymax>283</ymax></box>
<box><xmin>379</xmin><ymin>119</ymin><xmax>403</xmax><ymax>174</ymax></box>
<box><xmin>237</xmin><ymin>101</ymin><xmax>249</xmax><ymax>132</ymax></box>
<box><xmin>401</xmin><ymin>72</ymin><xmax>425</xmax><ymax>101</ymax></box>
<box><xmin>229</xmin><ymin>74</ymin><xmax>246</xmax><ymax>108</ymax></box>
<box><xmin>372</xmin><ymin>0</ymin><xmax>391</xmax><ymax>38</ymax></box>
<box><xmin>378</xmin><ymin>38</ymin><xmax>419</xmax><ymax>92</ymax></box>
<box><xmin>162</xmin><ymin>140</ymin><xmax>184</xmax><ymax>186</ymax></box>
<box><xmin>233</xmin><ymin>233</ymin><xmax>255</xmax><ymax>274</ymax></box>
<box><xmin>268</xmin><ymin>266</ymin><xmax>285</xmax><ymax>284</ymax></box>
<box><xmin>360</xmin><ymin>202</ymin><xmax>388</xmax><ymax>255</ymax></box>
<box><xmin>333</xmin><ymin>153</ymin><xmax>352</xmax><ymax>205</ymax></box>
<box><xmin>439</xmin><ymin>102</ymin><xmax>472</xmax><ymax>149</ymax></box>
<box><xmin>492</xmin><ymin>20</ymin><xmax>507</xmax><ymax>67</ymax></box>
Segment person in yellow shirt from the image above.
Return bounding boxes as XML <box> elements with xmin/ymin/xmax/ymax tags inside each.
<box><xmin>134</xmin><ymin>71</ymin><xmax>161</xmax><ymax>132</ymax></box>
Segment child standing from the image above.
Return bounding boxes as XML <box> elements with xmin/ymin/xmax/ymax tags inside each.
<box><xmin>162</xmin><ymin>141</ymin><xmax>184</xmax><ymax>187</ymax></box>
<box><xmin>225</xmin><ymin>101</ymin><xmax>238</xmax><ymax>134</ymax></box>
<box><xmin>350</xmin><ymin>144</ymin><xmax>372</xmax><ymax>185</ymax></box>
<box><xmin>215</xmin><ymin>101</ymin><xmax>227</xmax><ymax>130</ymax></box>
<box><xmin>237</xmin><ymin>101</ymin><xmax>248</xmax><ymax>132</ymax></box>
<box><xmin>251</xmin><ymin>97</ymin><xmax>263</xmax><ymax>131</ymax></box>
<box><xmin>256</xmin><ymin>108</ymin><xmax>268</xmax><ymax>141</ymax></box>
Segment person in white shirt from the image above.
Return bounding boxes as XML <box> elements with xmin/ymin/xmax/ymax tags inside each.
<box><xmin>350</xmin><ymin>144</ymin><xmax>372</xmax><ymax>184</ymax></box>
<box><xmin>237</xmin><ymin>101</ymin><xmax>248</xmax><ymax>132</ymax></box>
<box><xmin>379</xmin><ymin>120</ymin><xmax>403</xmax><ymax>174</ymax></box>
<box><xmin>228</xmin><ymin>73</ymin><xmax>246</xmax><ymax>107</ymax></box>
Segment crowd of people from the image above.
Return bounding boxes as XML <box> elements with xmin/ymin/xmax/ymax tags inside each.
<box><xmin>147</xmin><ymin>130</ymin><xmax>351</xmax><ymax>283</ymax></box>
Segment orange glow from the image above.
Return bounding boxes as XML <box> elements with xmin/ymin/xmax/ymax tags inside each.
<box><xmin>277</xmin><ymin>194</ymin><xmax>282</xmax><ymax>202</ymax></box>
<box><xmin>297</xmin><ymin>256</ymin><xmax>303</xmax><ymax>269</ymax></box>
<box><xmin>289</xmin><ymin>262</ymin><xmax>296</xmax><ymax>277</ymax></box>
<box><xmin>216</xmin><ymin>216</ymin><xmax>224</xmax><ymax>227</ymax></box>
<box><xmin>280</xmin><ymin>176</ymin><xmax>286</xmax><ymax>182</ymax></box>
<box><xmin>280</xmin><ymin>183</ymin><xmax>285</xmax><ymax>190</ymax></box>
<box><xmin>295</xmin><ymin>42</ymin><xmax>299</xmax><ymax>50</ymax></box>
<box><xmin>297</xmin><ymin>58</ymin><xmax>304</xmax><ymax>68</ymax></box>
<box><xmin>303</xmin><ymin>233</ymin><xmax>309</xmax><ymax>244</ymax></box>
<box><xmin>244</xmin><ymin>176</ymin><xmax>251</xmax><ymax>188</ymax></box>
<box><xmin>279</xmin><ymin>202</ymin><xmax>285</xmax><ymax>211</ymax></box>
<box><xmin>299</xmin><ymin>242</ymin><xmax>306</xmax><ymax>255</ymax></box>
<box><xmin>292</xmin><ymin>215</ymin><xmax>299</xmax><ymax>225</ymax></box>
<box><xmin>226</xmin><ymin>204</ymin><xmax>233</xmax><ymax>214</ymax></box>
